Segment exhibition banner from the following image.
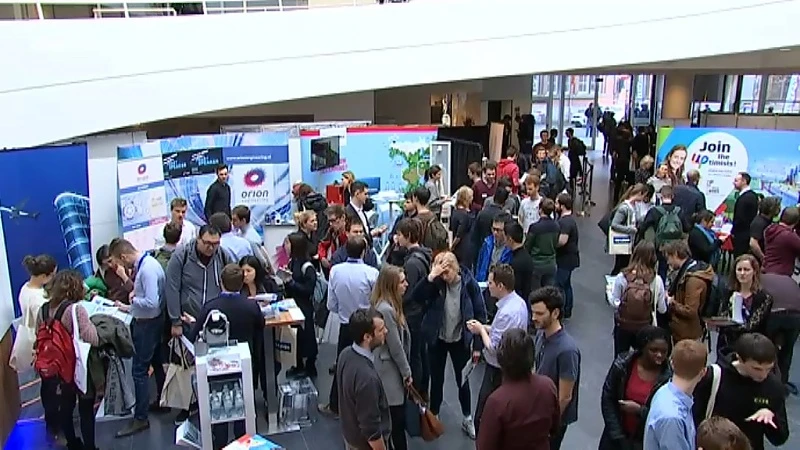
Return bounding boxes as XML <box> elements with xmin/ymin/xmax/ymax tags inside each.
<box><xmin>657</xmin><ymin>127</ymin><xmax>800</xmax><ymax>218</ymax></box>
<box><xmin>299</xmin><ymin>126</ymin><xmax>437</xmax><ymax>194</ymax></box>
<box><xmin>223</xmin><ymin>144</ymin><xmax>291</xmax><ymax>233</ymax></box>
<box><xmin>117</xmin><ymin>132</ymin><xmax>292</xmax><ymax>251</ymax></box>
<box><xmin>117</xmin><ymin>156</ymin><xmax>168</xmax><ymax>252</ymax></box>
<box><xmin>0</xmin><ymin>144</ymin><xmax>91</xmax><ymax>331</ymax></box>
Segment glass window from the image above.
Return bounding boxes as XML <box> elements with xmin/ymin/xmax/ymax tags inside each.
<box><xmin>738</xmin><ymin>75</ymin><xmax>762</xmax><ymax>113</ymax></box>
<box><xmin>764</xmin><ymin>74</ymin><xmax>800</xmax><ymax>113</ymax></box>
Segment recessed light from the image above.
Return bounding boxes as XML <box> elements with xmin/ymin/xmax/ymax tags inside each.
<box><xmin>779</xmin><ymin>48</ymin><xmax>791</xmax><ymax>52</ymax></box>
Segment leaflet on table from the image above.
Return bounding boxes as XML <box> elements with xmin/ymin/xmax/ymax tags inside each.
<box><xmin>223</xmin><ymin>434</ymin><xmax>284</xmax><ymax>449</ymax></box>
<box><xmin>79</xmin><ymin>299</ymin><xmax>133</xmax><ymax>325</ymax></box>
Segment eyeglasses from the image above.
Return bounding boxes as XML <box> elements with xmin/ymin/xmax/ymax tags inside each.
<box><xmin>200</xmin><ymin>238</ymin><xmax>220</xmax><ymax>248</ymax></box>
<box><xmin>492</xmin><ymin>227</ymin><xmax>504</xmax><ymax>233</ymax></box>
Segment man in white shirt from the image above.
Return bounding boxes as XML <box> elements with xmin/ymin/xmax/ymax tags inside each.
<box><xmin>231</xmin><ymin>205</ymin><xmax>262</xmax><ymax>246</ymax></box>
<box><xmin>208</xmin><ymin>212</ymin><xmax>253</xmax><ymax>261</ymax></box>
<box><xmin>156</xmin><ymin>197</ymin><xmax>197</xmax><ymax>248</ymax></box>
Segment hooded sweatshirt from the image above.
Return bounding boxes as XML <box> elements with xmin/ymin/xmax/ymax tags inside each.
<box><xmin>165</xmin><ymin>239</ymin><xmax>232</xmax><ymax>324</ymax></box>
<box><xmin>402</xmin><ymin>246</ymin><xmax>433</xmax><ymax>326</ymax></box>
<box><xmin>692</xmin><ymin>354</ymin><xmax>789</xmax><ymax>450</ymax></box>
<box><xmin>762</xmin><ymin>223</ymin><xmax>800</xmax><ymax>276</ymax></box>
<box><xmin>668</xmin><ymin>259</ymin><xmax>714</xmax><ymax>341</ymax></box>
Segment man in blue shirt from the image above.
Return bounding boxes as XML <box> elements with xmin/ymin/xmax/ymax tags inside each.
<box><xmin>209</xmin><ymin>212</ymin><xmax>253</xmax><ymax>261</ymax></box>
<box><xmin>467</xmin><ymin>264</ymin><xmax>528</xmax><ymax>435</ymax></box>
<box><xmin>108</xmin><ymin>239</ymin><xmax>166</xmax><ymax>437</ymax></box>
<box><xmin>644</xmin><ymin>339</ymin><xmax>709</xmax><ymax>450</ymax></box>
<box><xmin>320</xmin><ymin>236</ymin><xmax>379</xmax><ymax>418</ymax></box>
<box><xmin>232</xmin><ymin>205</ymin><xmax>263</xmax><ymax>246</ymax></box>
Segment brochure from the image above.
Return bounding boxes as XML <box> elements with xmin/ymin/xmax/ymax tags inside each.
<box><xmin>223</xmin><ymin>434</ymin><xmax>284</xmax><ymax>449</ymax></box>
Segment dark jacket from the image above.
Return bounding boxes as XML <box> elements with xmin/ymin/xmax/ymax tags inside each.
<box><xmin>331</xmin><ymin>244</ymin><xmax>378</xmax><ymax>269</ymax></box>
<box><xmin>731</xmin><ymin>190</ymin><xmax>759</xmax><ymax>254</ymax></box>
<box><xmin>88</xmin><ymin>314</ymin><xmax>135</xmax><ymax>396</ymax></box>
<box><xmin>285</xmin><ymin>257</ymin><xmax>316</xmax><ymax>310</ymax></box>
<box><xmin>386</xmin><ymin>210</ymin><xmax>416</xmax><ymax>266</ymax></box>
<box><xmin>401</xmin><ymin>246</ymin><xmax>432</xmax><ymax>327</ymax></box>
<box><xmin>300</xmin><ymin>191</ymin><xmax>329</xmax><ymax>242</ymax></box>
<box><xmin>687</xmin><ymin>225</ymin><xmax>722</xmax><ymax>265</ymax></box>
<box><xmin>204</xmin><ymin>179</ymin><xmax>231</xmax><ymax>221</ymax></box>
<box><xmin>412</xmin><ymin>266</ymin><xmax>487</xmax><ymax>349</ymax></box>
<box><xmin>345</xmin><ymin>203</ymin><xmax>373</xmax><ymax>247</ymax></box>
<box><xmin>717</xmin><ymin>289</ymin><xmax>773</xmax><ymax>350</ymax></box>
<box><xmin>337</xmin><ymin>347</ymin><xmax>391</xmax><ymax>450</ymax></box>
<box><xmin>187</xmin><ymin>292</ymin><xmax>265</xmax><ymax>345</ymax></box>
<box><xmin>672</xmin><ymin>183</ymin><xmax>706</xmax><ymax>224</ymax></box>
<box><xmin>636</xmin><ymin>203</ymin><xmax>691</xmax><ymax>243</ymax></box>
<box><xmin>692</xmin><ymin>354</ymin><xmax>789</xmax><ymax>450</ymax></box>
<box><xmin>599</xmin><ymin>350</ymin><xmax>671</xmax><ymax>450</ymax></box>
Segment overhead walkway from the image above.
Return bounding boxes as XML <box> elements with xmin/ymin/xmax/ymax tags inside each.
<box><xmin>0</xmin><ymin>0</ymin><xmax>799</xmax><ymax>148</ymax></box>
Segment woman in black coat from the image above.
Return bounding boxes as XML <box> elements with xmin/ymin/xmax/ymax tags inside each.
<box><xmin>599</xmin><ymin>326</ymin><xmax>672</xmax><ymax>450</ymax></box>
<box><xmin>284</xmin><ymin>232</ymin><xmax>319</xmax><ymax>377</ymax></box>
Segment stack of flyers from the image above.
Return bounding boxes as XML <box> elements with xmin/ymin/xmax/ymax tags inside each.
<box><xmin>223</xmin><ymin>434</ymin><xmax>284</xmax><ymax>449</ymax></box>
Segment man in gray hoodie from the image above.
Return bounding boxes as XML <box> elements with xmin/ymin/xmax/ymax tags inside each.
<box><xmin>166</xmin><ymin>224</ymin><xmax>232</xmax><ymax>336</ymax></box>
<box><xmin>164</xmin><ymin>224</ymin><xmax>232</xmax><ymax>423</ymax></box>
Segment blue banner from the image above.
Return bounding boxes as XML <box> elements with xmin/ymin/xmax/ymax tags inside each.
<box><xmin>0</xmin><ymin>144</ymin><xmax>91</xmax><ymax>317</ymax></box>
<box><xmin>657</xmin><ymin>127</ymin><xmax>800</xmax><ymax>217</ymax></box>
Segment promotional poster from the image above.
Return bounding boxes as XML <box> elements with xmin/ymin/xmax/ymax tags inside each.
<box><xmin>118</xmin><ymin>156</ymin><xmax>168</xmax><ymax>252</ymax></box>
<box><xmin>299</xmin><ymin>126</ymin><xmax>437</xmax><ymax>195</ymax></box>
<box><xmin>0</xmin><ymin>144</ymin><xmax>91</xmax><ymax>327</ymax></box>
<box><xmin>657</xmin><ymin>127</ymin><xmax>800</xmax><ymax>218</ymax></box>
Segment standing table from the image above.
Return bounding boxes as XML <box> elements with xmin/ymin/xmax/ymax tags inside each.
<box><xmin>261</xmin><ymin>300</ymin><xmax>305</xmax><ymax>435</ymax></box>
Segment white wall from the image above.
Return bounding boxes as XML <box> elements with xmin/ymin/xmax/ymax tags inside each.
<box><xmin>82</xmin><ymin>132</ymin><xmax>148</xmax><ymax>258</ymax></box>
<box><xmin>2</xmin><ymin>0</ymin><xmax>797</xmax><ymax>149</ymax></box>
<box><xmin>192</xmin><ymin>91</ymin><xmax>375</xmax><ymax>122</ymax></box>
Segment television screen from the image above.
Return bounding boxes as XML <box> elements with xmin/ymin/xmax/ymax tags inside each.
<box><xmin>310</xmin><ymin>136</ymin><xmax>341</xmax><ymax>172</ymax></box>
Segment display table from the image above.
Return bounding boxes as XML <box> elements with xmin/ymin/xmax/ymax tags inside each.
<box><xmin>196</xmin><ymin>343</ymin><xmax>257</xmax><ymax>450</ymax></box>
<box><xmin>262</xmin><ymin>300</ymin><xmax>305</xmax><ymax>435</ymax></box>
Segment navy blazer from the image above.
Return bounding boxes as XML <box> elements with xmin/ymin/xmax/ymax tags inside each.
<box><xmin>412</xmin><ymin>266</ymin><xmax>487</xmax><ymax>350</ymax></box>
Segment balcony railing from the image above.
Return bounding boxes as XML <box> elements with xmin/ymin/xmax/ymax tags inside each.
<box><xmin>0</xmin><ymin>0</ymin><xmax>396</xmax><ymax>20</ymax></box>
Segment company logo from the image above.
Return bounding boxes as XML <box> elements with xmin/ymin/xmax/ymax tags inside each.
<box><xmin>243</xmin><ymin>168</ymin><xmax>266</xmax><ymax>187</ymax></box>
<box><xmin>137</xmin><ymin>163</ymin><xmax>147</xmax><ymax>175</ymax></box>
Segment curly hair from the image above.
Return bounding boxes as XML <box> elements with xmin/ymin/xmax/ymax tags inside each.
<box><xmin>47</xmin><ymin>270</ymin><xmax>86</xmax><ymax>308</ymax></box>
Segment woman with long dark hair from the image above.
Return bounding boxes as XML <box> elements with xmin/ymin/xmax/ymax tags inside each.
<box><xmin>36</xmin><ymin>270</ymin><xmax>99</xmax><ymax>450</ymax></box>
<box><xmin>599</xmin><ymin>326</ymin><xmax>671</xmax><ymax>450</ymax></box>
<box><xmin>239</xmin><ymin>255</ymin><xmax>278</xmax><ymax>298</ymax></box>
<box><xmin>609</xmin><ymin>242</ymin><xmax>668</xmax><ymax>356</ymax></box>
<box><xmin>664</xmin><ymin>144</ymin><xmax>687</xmax><ymax>186</ymax></box>
<box><xmin>284</xmin><ymin>232</ymin><xmax>319</xmax><ymax>377</ymax></box>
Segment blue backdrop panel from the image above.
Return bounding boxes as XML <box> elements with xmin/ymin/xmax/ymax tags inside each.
<box><xmin>0</xmin><ymin>144</ymin><xmax>91</xmax><ymax>316</ymax></box>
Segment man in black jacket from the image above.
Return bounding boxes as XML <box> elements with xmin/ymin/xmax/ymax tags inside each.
<box><xmin>673</xmin><ymin>169</ymin><xmax>706</xmax><ymax>224</ymax></box>
<box><xmin>731</xmin><ymin>172</ymin><xmax>760</xmax><ymax>257</ymax></box>
<box><xmin>204</xmin><ymin>164</ymin><xmax>232</xmax><ymax>221</ymax></box>
<box><xmin>692</xmin><ymin>333</ymin><xmax>789</xmax><ymax>450</ymax></box>
<box><xmin>396</xmin><ymin>217</ymin><xmax>433</xmax><ymax>398</ymax></box>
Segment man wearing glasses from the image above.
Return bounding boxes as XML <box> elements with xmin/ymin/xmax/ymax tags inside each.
<box><xmin>164</xmin><ymin>224</ymin><xmax>233</xmax><ymax>423</ymax></box>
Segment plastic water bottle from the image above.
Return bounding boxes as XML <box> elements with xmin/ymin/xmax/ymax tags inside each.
<box><xmin>222</xmin><ymin>385</ymin><xmax>234</xmax><ymax>419</ymax></box>
<box><xmin>234</xmin><ymin>384</ymin><xmax>244</xmax><ymax>417</ymax></box>
<box><xmin>211</xmin><ymin>390</ymin><xmax>222</xmax><ymax>420</ymax></box>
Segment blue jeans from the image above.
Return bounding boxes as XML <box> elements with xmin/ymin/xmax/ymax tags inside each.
<box><xmin>555</xmin><ymin>267</ymin><xmax>575</xmax><ymax>317</ymax></box>
<box><xmin>132</xmin><ymin>315</ymin><xmax>167</xmax><ymax>420</ymax></box>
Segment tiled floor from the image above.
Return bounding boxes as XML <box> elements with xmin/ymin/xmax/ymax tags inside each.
<box><xmin>8</xmin><ymin>151</ymin><xmax>800</xmax><ymax>450</ymax></box>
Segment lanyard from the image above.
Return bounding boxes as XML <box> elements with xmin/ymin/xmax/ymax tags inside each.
<box><xmin>136</xmin><ymin>254</ymin><xmax>147</xmax><ymax>273</ymax></box>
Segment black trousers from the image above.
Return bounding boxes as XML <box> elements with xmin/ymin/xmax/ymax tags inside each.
<box><xmin>329</xmin><ymin>322</ymin><xmax>352</xmax><ymax>413</ymax></box>
<box><xmin>295</xmin><ymin>299</ymin><xmax>318</xmax><ymax>368</ymax></box>
<box><xmin>550</xmin><ymin>423</ymin><xmax>569</xmax><ymax>450</ymax></box>
<box><xmin>429</xmin><ymin>339</ymin><xmax>471</xmax><ymax>416</ymax></box>
<box><xmin>611</xmin><ymin>255</ymin><xmax>631</xmax><ymax>276</ymax></box>
<box><xmin>212</xmin><ymin>420</ymin><xmax>245</xmax><ymax>450</ymax></box>
<box><xmin>613</xmin><ymin>325</ymin><xmax>638</xmax><ymax>357</ymax></box>
<box><xmin>42</xmin><ymin>378</ymin><xmax>95</xmax><ymax>449</ymax></box>
<box><xmin>768</xmin><ymin>310</ymin><xmax>800</xmax><ymax>385</ymax></box>
<box><xmin>409</xmin><ymin>322</ymin><xmax>430</xmax><ymax>398</ymax></box>
<box><xmin>389</xmin><ymin>404</ymin><xmax>407</xmax><ymax>450</ymax></box>
<box><xmin>474</xmin><ymin>364</ymin><xmax>503</xmax><ymax>436</ymax></box>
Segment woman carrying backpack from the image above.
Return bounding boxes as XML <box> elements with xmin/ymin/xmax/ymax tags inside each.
<box><xmin>36</xmin><ymin>270</ymin><xmax>99</xmax><ymax>450</ymax></box>
<box><xmin>609</xmin><ymin>242</ymin><xmax>668</xmax><ymax>356</ymax></box>
<box><xmin>283</xmin><ymin>232</ymin><xmax>319</xmax><ymax>378</ymax></box>
<box><xmin>609</xmin><ymin>184</ymin><xmax>648</xmax><ymax>276</ymax></box>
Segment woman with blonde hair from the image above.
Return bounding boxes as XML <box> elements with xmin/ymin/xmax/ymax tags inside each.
<box><xmin>450</xmin><ymin>186</ymin><xmax>475</xmax><ymax>267</ymax></box>
<box><xmin>341</xmin><ymin>171</ymin><xmax>355</xmax><ymax>204</ymax></box>
<box><xmin>371</xmin><ymin>265</ymin><xmax>412</xmax><ymax>450</ymax></box>
<box><xmin>293</xmin><ymin>209</ymin><xmax>319</xmax><ymax>259</ymax></box>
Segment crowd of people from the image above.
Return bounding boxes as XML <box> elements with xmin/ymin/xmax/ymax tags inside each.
<box><xmin>8</xmin><ymin>141</ymin><xmax>800</xmax><ymax>450</ymax></box>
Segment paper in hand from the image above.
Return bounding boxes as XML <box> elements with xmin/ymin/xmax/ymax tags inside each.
<box><xmin>460</xmin><ymin>361</ymin><xmax>477</xmax><ymax>387</ymax></box>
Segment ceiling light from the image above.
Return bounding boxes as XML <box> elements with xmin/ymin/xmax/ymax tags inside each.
<box><xmin>779</xmin><ymin>48</ymin><xmax>791</xmax><ymax>52</ymax></box>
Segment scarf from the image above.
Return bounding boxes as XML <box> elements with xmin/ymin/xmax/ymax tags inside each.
<box><xmin>695</xmin><ymin>224</ymin><xmax>721</xmax><ymax>266</ymax></box>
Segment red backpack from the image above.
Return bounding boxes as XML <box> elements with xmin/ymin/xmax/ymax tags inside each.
<box><xmin>34</xmin><ymin>302</ymin><xmax>76</xmax><ymax>383</ymax></box>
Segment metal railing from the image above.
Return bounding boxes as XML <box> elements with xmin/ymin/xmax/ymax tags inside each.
<box><xmin>575</xmin><ymin>157</ymin><xmax>595</xmax><ymax>217</ymax></box>
<box><xmin>0</xmin><ymin>0</ymin><xmax>377</xmax><ymax>20</ymax></box>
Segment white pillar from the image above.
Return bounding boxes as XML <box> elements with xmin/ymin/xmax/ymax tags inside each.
<box><xmin>661</xmin><ymin>72</ymin><xmax>694</xmax><ymax>120</ymax></box>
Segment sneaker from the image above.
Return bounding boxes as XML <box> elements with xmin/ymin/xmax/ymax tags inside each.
<box><xmin>462</xmin><ymin>417</ymin><xmax>476</xmax><ymax>440</ymax></box>
<box><xmin>115</xmin><ymin>418</ymin><xmax>150</xmax><ymax>438</ymax></box>
<box><xmin>174</xmin><ymin>409</ymin><xmax>190</xmax><ymax>425</ymax></box>
<box><xmin>318</xmin><ymin>403</ymin><xmax>339</xmax><ymax>419</ymax></box>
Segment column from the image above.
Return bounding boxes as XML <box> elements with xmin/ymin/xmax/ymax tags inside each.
<box><xmin>661</xmin><ymin>72</ymin><xmax>694</xmax><ymax>120</ymax></box>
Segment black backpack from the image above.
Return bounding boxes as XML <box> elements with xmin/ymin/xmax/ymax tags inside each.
<box><xmin>699</xmin><ymin>273</ymin><xmax>727</xmax><ymax>318</ymax></box>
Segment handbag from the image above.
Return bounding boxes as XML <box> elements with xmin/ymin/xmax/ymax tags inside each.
<box><xmin>160</xmin><ymin>338</ymin><xmax>195</xmax><ymax>410</ymax></box>
<box><xmin>71</xmin><ymin>305</ymin><xmax>92</xmax><ymax>394</ymax></box>
<box><xmin>275</xmin><ymin>326</ymin><xmax>298</xmax><ymax>368</ymax></box>
<box><xmin>9</xmin><ymin>304</ymin><xmax>37</xmax><ymax>371</ymax></box>
<box><xmin>608</xmin><ymin>229</ymin><xmax>633</xmax><ymax>255</ymax></box>
<box><xmin>407</xmin><ymin>385</ymin><xmax>444</xmax><ymax>441</ymax></box>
